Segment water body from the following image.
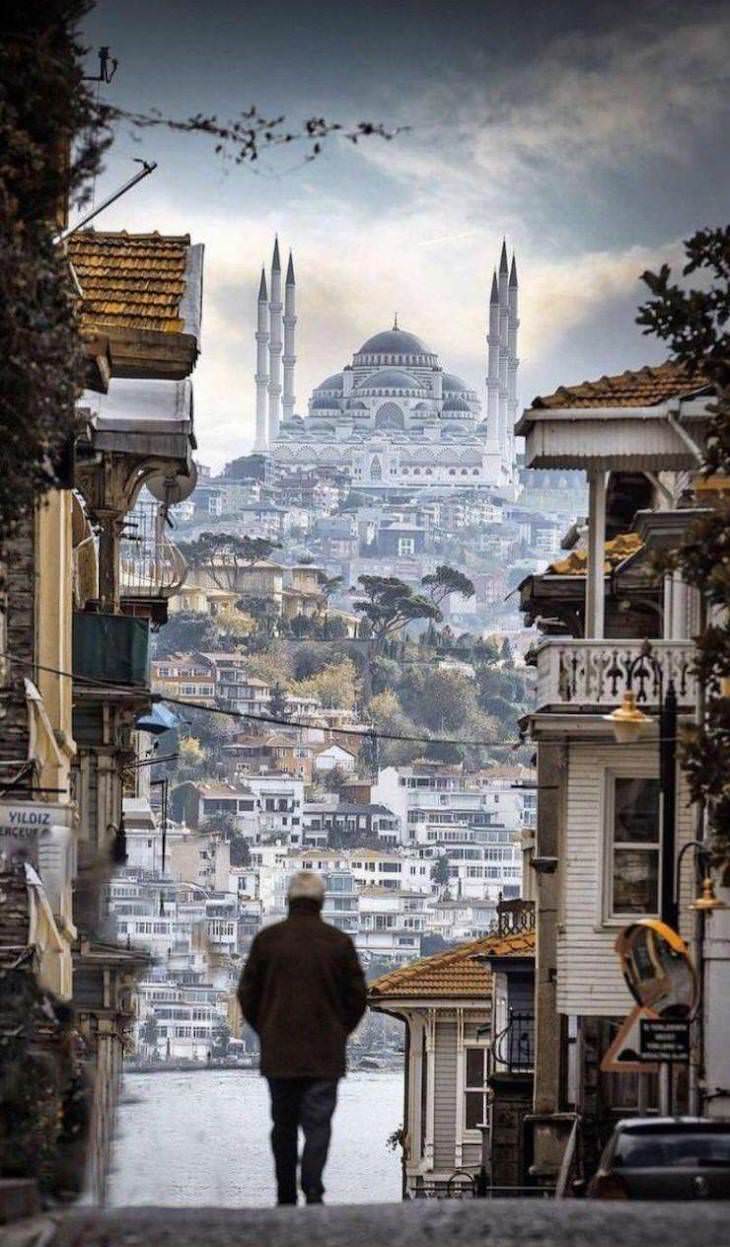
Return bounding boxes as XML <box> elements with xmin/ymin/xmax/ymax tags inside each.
<box><xmin>110</xmin><ymin>1068</ymin><xmax>404</xmax><ymax>1207</ymax></box>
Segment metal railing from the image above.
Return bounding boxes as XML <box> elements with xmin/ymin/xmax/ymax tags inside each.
<box><xmin>120</xmin><ymin>500</ymin><xmax>188</xmax><ymax>600</ymax></box>
<box><xmin>493</xmin><ymin>1010</ymin><xmax>535</xmax><ymax>1073</ymax></box>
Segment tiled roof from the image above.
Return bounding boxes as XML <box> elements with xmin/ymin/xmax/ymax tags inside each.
<box><xmin>73</xmin><ymin>231</ymin><xmax>196</xmax><ymax>333</ymax></box>
<box><xmin>547</xmin><ymin>531</ymin><xmax>643</xmax><ymax>576</ymax></box>
<box><xmin>69</xmin><ymin>231</ymin><xmax>193</xmax><ymax>335</ymax></box>
<box><xmin>369</xmin><ymin>930</ymin><xmax>535</xmax><ymax>1000</ymax></box>
<box><xmin>532</xmin><ymin>361</ymin><xmax>710</xmax><ymax>410</ymax></box>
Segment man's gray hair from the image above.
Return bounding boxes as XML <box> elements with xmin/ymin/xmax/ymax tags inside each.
<box><xmin>288</xmin><ymin>870</ymin><xmax>325</xmax><ymax>904</ymax></box>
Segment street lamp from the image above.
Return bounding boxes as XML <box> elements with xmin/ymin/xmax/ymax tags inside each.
<box><xmin>603</xmin><ymin>641</ymin><xmax>678</xmax><ymax>929</ymax></box>
<box><xmin>604</xmin><ymin>690</ymin><xmax>651</xmax><ymax>744</ymax></box>
<box><xmin>675</xmin><ymin>840</ymin><xmax>728</xmax><ymax>915</ymax></box>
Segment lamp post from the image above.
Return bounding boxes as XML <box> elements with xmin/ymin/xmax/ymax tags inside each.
<box><xmin>604</xmin><ymin>641</ymin><xmax>678</xmax><ymax>929</ymax></box>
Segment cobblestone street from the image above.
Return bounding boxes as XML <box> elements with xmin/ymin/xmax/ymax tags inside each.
<box><xmin>4</xmin><ymin>1202</ymin><xmax>730</xmax><ymax>1247</ymax></box>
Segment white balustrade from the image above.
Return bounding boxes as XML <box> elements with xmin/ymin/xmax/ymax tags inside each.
<box><xmin>535</xmin><ymin>638</ymin><xmax>697</xmax><ymax>710</ymax></box>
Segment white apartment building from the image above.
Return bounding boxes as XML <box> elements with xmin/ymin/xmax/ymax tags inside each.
<box><xmin>245</xmin><ymin>773</ymin><xmax>305</xmax><ymax>843</ymax></box>
<box><xmin>350</xmin><ymin>848</ymin><xmax>432</xmax><ymax>894</ymax></box>
<box><xmin>135</xmin><ymin>974</ymin><xmax>226</xmax><ymax>1061</ymax></box>
<box><xmin>427</xmin><ymin>897</ymin><xmax>497</xmax><ymax>942</ymax></box>
<box><xmin>356</xmin><ymin>887</ymin><xmax>429</xmax><ymax>963</ymax></box>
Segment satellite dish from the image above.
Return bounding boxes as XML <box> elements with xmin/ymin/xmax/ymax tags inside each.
<box><xmin>147</xmin><ymin>460</ymin><xmax>198</xmax><ymax>505</ymax></box>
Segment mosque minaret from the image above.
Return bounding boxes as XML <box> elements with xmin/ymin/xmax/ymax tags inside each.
<box><xmin>267</xmin><ymin>237</ymin><xmax>283</xmax><ymax>443</ymax></box>
<box><xmin>252</xmin><ymin>239</ymin><xmax>518</xmax><ymax>492</ymax></box>
<box><xmin>253</xmin><ymin>267</ymin><xmax>270</xmax><ymax>454</ymax></box>
<box><xmin>282</xmin><ymin>251</ymin><xmax>297</xmax><ymax>425</ymax></box>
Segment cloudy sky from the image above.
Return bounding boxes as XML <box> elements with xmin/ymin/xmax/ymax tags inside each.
<box><xmin>80</xmin><ymin>0</ymin><xmax>730</xmax><ymax>469</ymax></box>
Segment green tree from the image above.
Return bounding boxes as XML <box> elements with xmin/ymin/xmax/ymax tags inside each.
<box><xmin>294</xmin><ymin>658</ymin><xmax>358</xmax><ymax>710</ymax></box>
<box><xmin>211</xmin><ymin>1020</ymin><xmax>231</xmax><ymax>1059</ymax></box>
<box><xmin>244</xmin><ymin>596</ymin><xmax>280</xmax><ymax>641</ymax></box>
<box><xmin>269</xmin><ymin>682</ymin><xmax>289</xmax><ymax>720</ymax></box>
<box><xmin>177</xmin><ymin>532</ymin><xmax>281</xmax><ymax>592</ymax></box>
<box><xmin>637</xmin><ymin>226</ymin><xmax>730</xmax><ymax>861</ymax></box>
<box><xmin>421</xmin><ymin>565</ymin><xmax>475</xmax><ymax>608</ymax></box>
<box><xmin>353</xmin><ymin>575</ymin><xmax>441</xmax><ymax>654</ymax></box>
<box><xmin>229</xmin><ymin>832</ymin><xmax>251</xmax><ymax>868</ymax></box>
<box><xmin>431</xmin><ymin>854</ymin><xmax>451</xmax><ymax>889</ymax></box>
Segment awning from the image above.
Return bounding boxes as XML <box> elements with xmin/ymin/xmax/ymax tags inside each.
<box><xmin>135</xmin><ymin>703</ymin><xmax>181</xmax><ymax>736</ymax></box>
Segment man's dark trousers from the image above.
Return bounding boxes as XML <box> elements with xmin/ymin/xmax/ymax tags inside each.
<box><xmin>268</xmin><ymin>1077</ymin><xmax>338</xmax><ymax>1204</ymax></box>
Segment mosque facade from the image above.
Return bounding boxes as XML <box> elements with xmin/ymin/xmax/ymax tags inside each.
<box><xmin>252</xmin><ymin>240</ymin><xmax>519</xmax><ymax>493</ymax></box>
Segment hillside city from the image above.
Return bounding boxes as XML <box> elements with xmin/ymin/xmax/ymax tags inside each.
<box><xmin>5</xmin><ymin>3</ymin><xmax>730</xmax><ymax>1231</ymax></box>
<box><xmin>113</xmin><ymin>440</ymin><xmax>569</xmax><ymax>1065</ymax></box>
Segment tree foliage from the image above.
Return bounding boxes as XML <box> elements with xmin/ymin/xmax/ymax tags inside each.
<box><xmin>637</xmin><ymin>227</ymin><xmax>730</xmax><ymax>860</ymax></box>
<box><xmin>353</xmin><ymin>575</ymin><xmax>441</xmax><ymax>651</ymax></box>
<box><xmin>0</xmin><ymin>2</ymin><xmax>110</xmax><ymax>539</ymax></box>
<box><xmin>177</xmin><ymin>532</ymin><xmax>281</xmax><ymax>591</ymax></box>
<box><xmin>293</xmin><ymin>658</ymin><xmax>357</xmax><ymax>710</ymax></box>
<box><xmin>421</xmin><ymin>565</ymin><xmax>475</xmax><ymax>607</ymax></box>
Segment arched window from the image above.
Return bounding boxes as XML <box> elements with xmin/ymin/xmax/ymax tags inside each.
<box><xmin>375</xmin><ymin>402</ymin><xmax>405</xmax><ymax>431</ymax></box>
<box><xmin>370</xmin><ymin>456</ymin><xmax>382</xmax><ymax>480</ymax></box>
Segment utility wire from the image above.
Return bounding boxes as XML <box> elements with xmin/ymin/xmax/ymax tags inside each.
<box><xmin>0</xmin><ymin>649</ymin><xmax>526</xmax><ymax>751</ymax></box>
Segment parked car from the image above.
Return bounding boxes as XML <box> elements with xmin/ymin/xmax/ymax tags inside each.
<box><xmin>588</xmin><ymin>1118</ymin><xmax>730</xmax><ymax>1199</ymax></box>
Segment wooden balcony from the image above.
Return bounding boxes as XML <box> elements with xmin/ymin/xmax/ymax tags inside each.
<box><xmin>534</xmin><ymin>638</ymin><xmax>697</xmax><ymax>712</ymax></box>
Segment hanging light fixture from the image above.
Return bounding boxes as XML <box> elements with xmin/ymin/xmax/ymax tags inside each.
<box><xmin>690</xmin><ymin>875</ymin><xmax>728</xmax><ymax>913</ymax></box>
<box><xmin>604</xmin><ymin>690</ymin><xmax>651</xmax><ymax>745</ymax></box>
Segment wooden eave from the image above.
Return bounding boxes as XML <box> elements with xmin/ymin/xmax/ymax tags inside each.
<box><xmin>102</xmin><ymin>327</ymin><xmax>200</xmax><ymax>381</ymax></box>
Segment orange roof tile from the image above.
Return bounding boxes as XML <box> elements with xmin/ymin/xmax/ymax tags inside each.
<box><xmin>532</xmin><ymin>361</ymin><xmax>710</xmax><ymax>411</ymax></box>
<box><xmin>547</xmin><ymin>531</ymin><xmax>643</xmax><ymax>576</ymax></box>
<box><xmin>369</xmin><ymin>930</ymin><xmax>535</xmax><ymax>1000</ymax></box>
<box><xmin>69</xmin><ymin>230</ymin><xmax>192</xmax><ymax>335</ymax></box>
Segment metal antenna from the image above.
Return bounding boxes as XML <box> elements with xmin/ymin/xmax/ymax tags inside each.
<box><xmin>83</xmin><ymin>46</ymin><xmax>118</xmax><ymax>84</ymax></box>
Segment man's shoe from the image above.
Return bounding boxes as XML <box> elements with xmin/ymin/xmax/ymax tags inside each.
<box><xmin>305</xmin><ymin>1193</ymin><xmax>323</xmax><ymax>1205</ymax></box>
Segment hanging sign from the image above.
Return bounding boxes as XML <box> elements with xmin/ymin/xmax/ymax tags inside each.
<box><xmin>0</xmin><ymin>802</ymin><xmax>74</xmax><ymax>863</ymax></box>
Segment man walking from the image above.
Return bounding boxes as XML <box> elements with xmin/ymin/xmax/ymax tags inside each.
<box><xmin>237</xmin><ymin>871</ymin><xmax>367</xmax><ymax>1206</ymax></box>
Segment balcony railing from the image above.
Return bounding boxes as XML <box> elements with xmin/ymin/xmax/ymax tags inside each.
<box><xmin>120</xmin><ymin>500</ymin><xmax>188</xmax><ymax>600</ymax></box>
<box><xmin>493</xmin><ymin>1010</ymin><xmax>535</xmax><ymax>1073</ymax></box>
<box><xmin>535</xmin><ymin>638</ymin><xmax>697</xmax><ymax>711</ymax></box>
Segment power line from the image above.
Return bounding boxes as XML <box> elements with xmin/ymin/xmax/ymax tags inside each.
<box><xmin>0</xmin><ymin>649</ymin><xmax>526</xmax><ymax>751</ymax></box>
<box><xmin>159</xmin><ymin>692</ymin><xmax>526</xmax><ymax>751</ymax></box>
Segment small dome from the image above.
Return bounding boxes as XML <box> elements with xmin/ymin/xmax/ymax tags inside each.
<box><xmin>413</xmin><ymin>401</ymin><xmax>431</xmax><ymax>410</ymax></box>
<box><xmin>357</xmin><ymin>328</ymin><xmax>431</xmax><ymax>356</ymax></box>
<box><xmin>355</xmin><ymin>368</ymin><xmax>422</xmax><ymax>392</ymax></box>
<box><xmin>442</xmin><ymin>372</ymin><xmax>470</xmax><ymax>393</ymax></box>
<box><xmin>314</xmin><ymin>371</ymin><xmax>344</xmax><ymax>392</ymax></box>
<box><xmin>443</xmin><ymin>396</ymin><xmax>471</xmax><ymax>412</ymax></box>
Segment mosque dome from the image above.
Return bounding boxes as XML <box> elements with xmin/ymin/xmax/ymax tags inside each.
<box><xmin>314</xmin><ymin>372</ymin><xmax>344</xmax><ymax>392</ymax></box>
<box><xmin>442</xmin><ymin>373</ymin><xmax>470</xmax><ymax>393</ymax></box>
<box><xmin>355</xmin><ymin>369</ymin><xmax>423</xmax><ymax>392</ymax></box>
<box><xmin>356</xmin><ymin>328</ymin><xmax>430</xmax><ymax>357</ymax></box>
<box><xmin>443</xmin><ymin>396</ymin><xmax>472</xmax><ymax>412</ymax></box>
<box><xmin>311</xmin><ymin>396</ymin><xmax>340</xmax><ymax>411</ymax></box>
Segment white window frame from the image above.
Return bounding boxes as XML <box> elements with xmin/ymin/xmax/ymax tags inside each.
<box><xmin>601</xmin><ymin>768</ymin><xmax>661</xmax><ymax>925</ymax></box>
<box><xmin>461</xmin><ymin>1041</ymin><xmax>489</xmax><ymax>1141</ymax></box>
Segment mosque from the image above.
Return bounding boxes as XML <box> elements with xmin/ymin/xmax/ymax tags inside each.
<box><xmin>252</xmin><ymin>239</ymin><xmax>519</xmax><ymax>493</ymax></box>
